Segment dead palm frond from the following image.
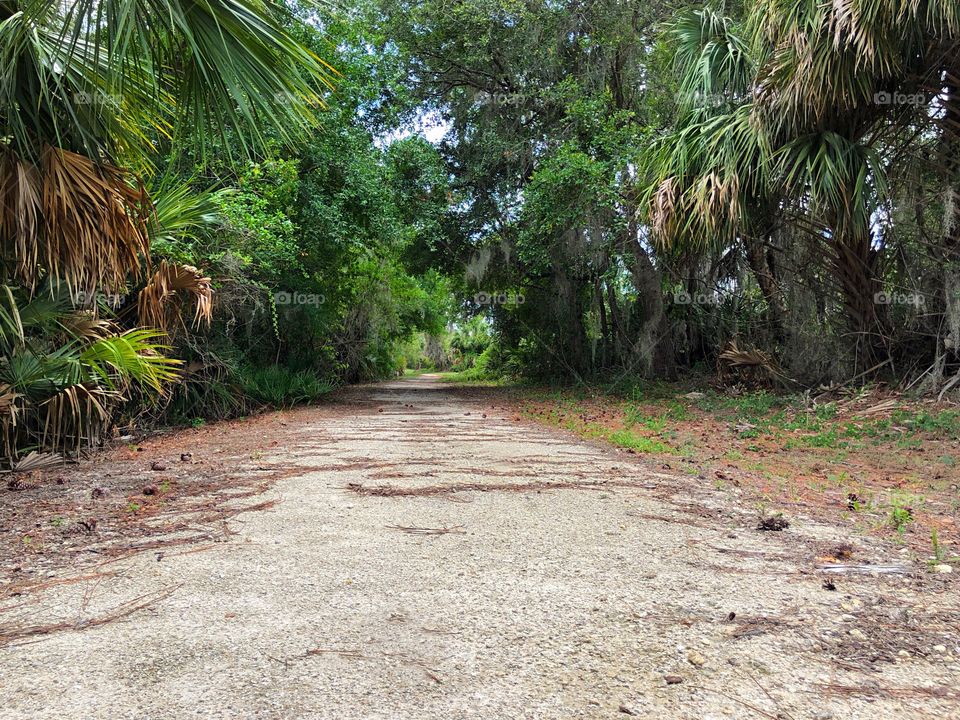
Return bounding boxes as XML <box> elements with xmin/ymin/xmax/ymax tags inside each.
<box><xmin>1</xmin><ymin>0</ymin><xmax>335</xmax><ymax>298</ymax></box>
<box><xmin>0</xmin><ymin>287</ymin><xmax>182</xmax><ymax>466</ymax></box>
<box><xmin>38</xmin><ymin>383</ymin><xmax>113</xmax><ymax>455</ymax></box>
<box><xmin>6</xmin><ymin>450</ymin><xmax>65</xmax><ymax>473</ymax></box>
<box><xmin>1</xmin><ymin>146</ymin><xmax>151</xmax><ymax>294</ymax></box>
<box><xmin>718</xmin><ymin>340</ymin><xmax>793</xmax><ymax>387</ymax></box>
<box><xmin>137</xmin><ymin>261</ymin><xmax>213</xmax><ymax>336</ymax></box>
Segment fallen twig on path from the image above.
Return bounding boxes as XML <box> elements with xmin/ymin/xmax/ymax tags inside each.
<box><xmin>0</xmin><ymin>584</ymin><xmax>181</xmax><ymax>647</ymax></box>
<box><xmin>816</xmin><ymin>682</ymin><xmax>959</xmax><ymax>701</ymax></box>
<box><xmin>306</xmin><ymin>647</ymin><xmax>367</xmax><ymax>659</ymax></box>
<box><xmin>3</xmin><ymin>569</ymin><xmax>120</xmax><ymax>599</ymax></box>
<box><xmin>386</xmin><ymin>525</ymin><xmax>466</xmax><ymax>535</ymax></box>
<box><xmin>816</xmin><ymin>563</ymin><xmax>913</xmax><ymax>575</ymax></box>
<box><xmin>699</xmin><ymin>686</ymin><xmax>783</xmax><ymax>720</ymax></box>
<box><xmin>305</xmin><ymin>646</ymin><xmax>443</xmax><ymax>683</ymax></box>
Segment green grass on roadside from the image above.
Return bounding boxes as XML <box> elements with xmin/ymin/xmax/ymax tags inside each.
<box><xmin>607</xmin><ymin>430</ymin><xmax>674</xmax><ymax>454</ymax></box>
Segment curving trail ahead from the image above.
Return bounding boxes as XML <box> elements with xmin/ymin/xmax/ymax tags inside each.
<box><xmin>2</xmin><ymin>375</ymin><xmax>957</xmax><ymax>719</ymax></box>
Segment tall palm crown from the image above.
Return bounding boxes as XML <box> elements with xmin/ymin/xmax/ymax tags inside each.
<box><xmin>641</xmin><ymin>0</ymin><xmax>959</xmax><ymax>363</ymax></box>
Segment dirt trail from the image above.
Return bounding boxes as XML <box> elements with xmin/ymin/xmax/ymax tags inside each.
<box><xmin>2</xmin><ymin>375</ymin><xmax>957</xmax><ymax>719</ymax></box>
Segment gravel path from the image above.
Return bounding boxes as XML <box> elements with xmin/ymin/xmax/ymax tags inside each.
<box><xmin>2</xmin><ymin>375</ymin><xmax>957</xmax><ymax>719</ymax></box>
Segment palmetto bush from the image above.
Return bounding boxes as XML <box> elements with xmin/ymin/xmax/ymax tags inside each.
<box><xmin>0</xmin><ymin>1</ymin><xmax>333</xmax><ymax>460</ymax></box>
<box><xmin>0</xmin><ymin>288</ymin><xmax>181</xmax><ymax>467</ymax></box>
<box><xmin>237</xmin><ymin>364</ymin><xmax>335</xmax><ymax>408</ymax></box>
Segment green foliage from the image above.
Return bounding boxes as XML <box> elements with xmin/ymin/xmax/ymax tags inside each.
<box><xmin>450</xmin><ymin>316</ymin><xmax>493</xmax><ymax>367</ymax></box>
<box><xmin>0</xmin><ymin>1</ymin><xmax>346</xmax><ymax>461</ymax></box>
<box><xmin>237</xmin><ymin>365</ymin><xmax>336</xmax><ymax>408</ymax></box>
<box><xmin>607</xmin><ymin>430</ymin><xmax>674</xmax><ymax>454</ymax></box>
<box><xmin>0</xmin><ymin>0</ymin><xmax>335</xmax><ymax>164</ymax></box>
<box><xmin>6</xmin><ymin>0</ymin><xmax>960</xmax><ymax>467</ymax></box>
<box><xmin>889</xmin><ymin>503</ymin><xmax>914</xmax><ymax>534</ymax></box>
<box><xmin>0</xmin><ymin>288</ymin><xmax>182</xmax><ymax>464</ymax></box>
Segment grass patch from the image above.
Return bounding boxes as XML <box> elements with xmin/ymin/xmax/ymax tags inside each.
<box><xmin>607</xmin><ymin>430</ymin><xmax>673</xmax><ymax>454</ymax></box>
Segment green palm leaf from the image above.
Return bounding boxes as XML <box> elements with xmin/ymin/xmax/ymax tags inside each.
<box><xmin>80</xmin><ymin>328</ymin><xmax>182</xmax><ymax>393</ymax></box>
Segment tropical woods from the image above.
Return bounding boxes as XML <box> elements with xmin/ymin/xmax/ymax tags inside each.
<box><xmin>374</xmin><ymin>0</ymin><xmax>960</xmax><ymax>386</ymax></box>
<box><xmin>1</xmin><ymin>0</ymin><xmax>959</xmax><ymax>468</ymax></box>
<box><xmin>0</xmin><ymin>0</ymin><xmax>450</xmax><ymax>468</ymax></box>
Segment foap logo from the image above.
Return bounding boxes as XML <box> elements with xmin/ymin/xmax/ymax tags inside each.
<box><xmin>874</xmin><ymin>291</ymin><xmax>925</xmax><ymax>307</ymax></box>
<box><xmin>273</xmin><ymin>291</ymin><xmax>324</xmax><ymax>307</ymax></box>
<box><xmin>474</xmin><ymin>291</ymin><xmax>525</xmax><ymax>306</ymax></box>
<box><xmin>273</xmin><ymin>91</ymin><xmax>322</xmax><ymax>108</ymax></box>
<box><xmin>672</xmin><ymin>291</ymin><xmax>720</xmax><ymax>306</ymax></box>
<box><xmin>73</xmin><ymin>90</ymin><xmax>122</xmax><ymax>108</ymax></box>
<box><xmin>873</xmin><ymin>91</ymin><xmax>926</xmax><ymax>107</ymax></box>
<box><xmin>73</xmin><ymin>290</ymin><xmax>128</xmax><ymax>307</ymax></box>
<box><xmin>476</xmin><ymin>90</ymin><xmax>522</xmax><ymax>107</ymax></box>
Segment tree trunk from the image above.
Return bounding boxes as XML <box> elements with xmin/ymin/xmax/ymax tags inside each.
<box><xmin>743</xmin><ymin>233</ymin><xmax>787</xmax><ymax>344</ymax></box>
<box><xmin>830</xmin><ymin>229</ymin><xmax>889</xmax><ymax>370</ymax></box>
<box><xmin>594</xmin><ymin>275</ymin><xmax>609</xmax><ymax>369</ymax></box>
<box><xmin>942</xmin><ymin>59</ymin><xmax>960</xmax><ymax>362</ymax></box>
<box><xmin>549</xmin><ymin>233</ymin><xmax>589</xmax><ymax>378</ymax></box>
<box><xmin>622</xmin><ymin>221</ymin><xmax>674</xmax><ymax>378</ymax></box>
<box><xmin>605</xmin><ymin>278</ymin><xmax>624</xmax><ymax>364</ymax></box>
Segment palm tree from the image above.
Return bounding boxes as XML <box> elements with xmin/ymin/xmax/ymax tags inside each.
<box><xmin>0</xmin><ymin>0</ymin><xmax>336</xmax><ymax>296</ymax></box>
<box><xmin>0</xmin><ymin>0</ymin><xmax>335</xmax><ymax>463</ymax></box>
<box><xmin>750</xmin><ymin>0</ymin><xmax>958</xmax><ymax>366</ymax></box>
<box><xmin>641</xmin><ymin>9</ymin><xmax>788</xmax><ymax>341</ymax></box>
<box><xmin>644</xmin><ymin>1</ymin><xmax>959</xmax><ymax>369</ymax></box>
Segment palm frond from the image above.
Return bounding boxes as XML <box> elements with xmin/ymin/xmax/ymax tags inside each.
<box><xmin>1</xmin><ymin>145</ymin><xmax>151</xmax><ymax>294</ymax></box>
<box><xmin>80</xmin><ymin>328</ymin><xmax>182</xmax><ymax>394</ymax></box>
<box><xmin>669</xmin><ymin>8</ymin><xmax>755</xmax><ymax>117</ymax></box>
<box><xmin>54</xmin><ymin>0</ymin><xmax>338</xmax><ymax>160</ymax></box>
<box><xmin>778</xmin><ymin>131</ymin><xmax>887</xmax><ymax>235</ymax></box>
<box><xmin>0</xmin><ymin>285</ymin><xmax>25</xmax><ymax>348</ymax></box>
<box><xmin>148</xmin><ymin>178</ymin><xmax>223</xmax><ymax>247</ymax></box>
<box><xmin>38</xmin><ymin>382</ymin><xmax>112</xmax><ymax>455</ymax></box>
<box><xmin>640</xmin><ymin>104</ymin><xmax>773</xmax><ymax>252</ymax></box>
<box><xmin>137</xmin><ymin>261</ymin><xmax>214</xmax><ymax>336</ymax></box>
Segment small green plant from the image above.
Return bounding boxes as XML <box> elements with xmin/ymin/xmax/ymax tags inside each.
<box><xmin>49</xmin><ymin>516</ymin><xmax>65</xmax><ymax>527</ymax></box>
<box><xmin>190</xmin><ymin>417</ymin><xmax>206</xmax><ymax>428</ymax></box>
<box><xmin>729</xmin><ymin>391</ymin><xmax>781</xmax><ymax>418</ymax></box>
<box><xmin>814</xmin><ymin>402</ymin><xmax>838</xmax><ymax>420</ymax></box>
<box><xmin>889</xmin><ymin>504</ymin><xmax>913</xmax><ymax>534</ymax></box>
<box><xmin>238</xmin><ymin>365</ymin><xmax>335</xmax><ymax>408</ymax></box>
<box><xmin>126</xmin><ymin>501</ymin><xmax>141</xmax><ymax>513</ymax></box>
<box><xmin>931</xmin><ymin>528</ymin><xmax>944</xmax><ymax>563</ymax></box>
<box><xmin>828</xmin><ymin>470</ymin><xmax>850</xmax><ymax>486</ymax></box>
<box><xmin>801</xmin><ymin>428</ymin><xmax>843</xmax><ymax>449</ymax></box>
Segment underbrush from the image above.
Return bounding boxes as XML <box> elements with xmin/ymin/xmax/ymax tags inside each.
<box><xmin>236</xmin><ymin>365</ymin><xmax>337</xmax><ymax>408</ymax></box>
<box><xmin>158</xmin><ymin>363</ymin><xmax>337</xmax><ymax>427</ymax></box>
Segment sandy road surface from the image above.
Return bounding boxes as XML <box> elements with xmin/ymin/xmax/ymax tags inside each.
<box><xmin>2</xmin><ymin>375</ymin><xmax>957</xmax><ymax>719</ymax></box>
